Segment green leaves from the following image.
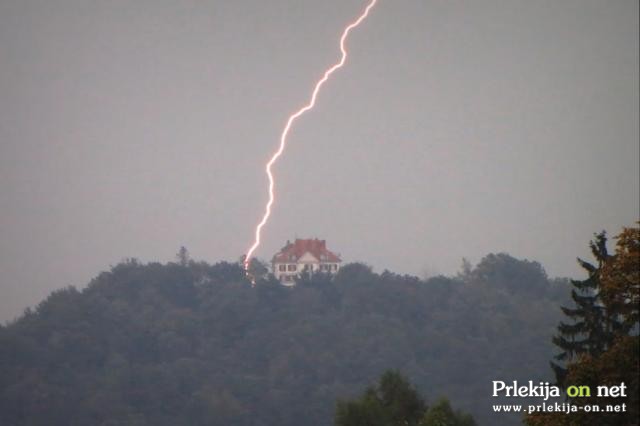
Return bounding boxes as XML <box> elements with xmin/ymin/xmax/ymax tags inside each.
<box><xmin>335</xmin><ymin>372</ymin><xmax>475</xmax><ymax>426</ymax></box>
<box><xmin>421</xmin><ymin>398</ymin><xmax>476</xmax><ymax>426</ymax></box>
<box><xmin>530</xmin><ymin>224</ymin><xmax>640</xmax><ymax>426</ymax></box>
<box><xmin>0</xmin><ymin>254</ymin><xmax>567</xmax><ymax>426</ymax></box>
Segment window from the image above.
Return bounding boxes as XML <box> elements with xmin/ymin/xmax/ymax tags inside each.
<box><xmin>287</xmin><ymin>264</ymin><xmax>297</xmax><ymax>272</ymax></box>
<box><xmin>279</xmin><ymin>264</ymin><xmax>286</xmax><ymax>272</ymax></box>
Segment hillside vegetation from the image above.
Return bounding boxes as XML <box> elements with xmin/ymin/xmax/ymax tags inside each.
<box><xmin>0</xmin><ymin>253</ymin><xmax>569</xmax><ymax>426</ymax></box>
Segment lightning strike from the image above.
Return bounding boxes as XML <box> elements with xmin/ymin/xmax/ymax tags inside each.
<box><xmin>243</xmin><ymin>0</ymin><xmax>378</xmax><ymax>274</ymax></box>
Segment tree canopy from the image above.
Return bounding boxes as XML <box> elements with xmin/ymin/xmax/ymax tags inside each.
<box><xmin>527</xmin><ymin>224</ymin><xmax>640</xmax><ymax>426</ymax></box>
<box><xmin>335</xmin><ymin>371</ymin><xmax>476</xmax><ymax>426</ymax></box>
<box><xmin>0</xmin><ymin>253</ymin><xmax>570</xmax><ymax>426</ymax></box>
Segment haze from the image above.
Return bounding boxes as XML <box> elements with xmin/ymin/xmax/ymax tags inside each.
<box><xmin>1</xmin><ymin>0</ymin><xmax>638</xmax><ymax>322</ymax></box>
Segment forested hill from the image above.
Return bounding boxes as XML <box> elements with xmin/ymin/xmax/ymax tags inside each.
<box><xmin>0</xmin><ymin>254</ymin><xmax>569</xmax><ymax>426</ymax></box>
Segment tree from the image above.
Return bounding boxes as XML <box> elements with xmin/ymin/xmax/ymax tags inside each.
<box><xmin>528</xmin><ymin>224</ymin><xmax>640</xmax><ymax>425</ymax></box>
<box><xmin>526</xmin><ymin>336</ymin><xmax>639</xmax><ymax>426</ymax></box>
<box><xmin>335</xmin><ymin>388</ymin><xmax>389</xmax><ymax>426</ymax></box>
<box><xmin>335</xmin><ymin>370</ymin><xmax>426</xmax><ymax>426</ymax></box>
<box><xmin>0</xmin><ymin>253</ymin><xmax>564</xmax><ymax>426</ymax></box>
<box><xmin>176</xmin><ymin>246</ymin><xmax>190</xmax><ymax>266</ymax></box>
<box><xmin>238</xmin><ymin>255</ymin><xmax>269</xmax><ymax>282</ymax></box>
<box><xmin>550</xmin><ymin>232</ymin><xmax>614</xmax><ymax>387</ymax></box>
<box><xmin>247</xmin><ymin>257</ymin><xmax>269</xmax><ymax>280</ymax></box>
<box><xmin>420</xmin><ymin>398</ymin><xmax>476</xmax><ymax>426</ymax></box>
<box><xmin>599</xmin><ymin>225</ymin><xmax>640</xmax><ymax>332</ymax></box>
<box><xmin>335</xmin><ymin>371</ymin><xmax>476</xmax><ymax>426</ymax></box>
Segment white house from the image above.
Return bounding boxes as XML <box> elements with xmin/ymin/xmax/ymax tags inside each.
<box><xmin>272</xmin><ymin>238</ymin><xmax>342</xmax><ymax>285</ymax></box>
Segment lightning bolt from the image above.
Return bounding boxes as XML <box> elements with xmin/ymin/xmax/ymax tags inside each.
<box><xmin>244</xmin><ymin>0</ymin><xmax>378</xmax><ymax>273</ymax></box>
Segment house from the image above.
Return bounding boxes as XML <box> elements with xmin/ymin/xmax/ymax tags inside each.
<box><xmin>272</xmin><ymin>238</ymin><xmax>342</xmax><ymax>285</ymax></box>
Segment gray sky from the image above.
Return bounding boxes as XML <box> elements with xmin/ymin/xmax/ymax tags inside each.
<box><xmin>1</xmin><ymin>0</ymin><xmax>638</xmax><ymax>322</ymax></box>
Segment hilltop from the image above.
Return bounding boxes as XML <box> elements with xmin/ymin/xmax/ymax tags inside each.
<box><xmin>0</xmin><ymin>254</ymin><xmax>569</xmax><ymax>426</ymax></box>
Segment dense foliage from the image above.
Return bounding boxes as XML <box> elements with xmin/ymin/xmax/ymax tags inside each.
<box><xmin>335</xmin><ymin>370</ymin><xmax>475</xmax><ymax>426</ymax></box>
<box><xmin>527</xmin><ymin>225</ymin><xmax>640</xmax><ymax>426</ymax></box>
<box><xmin>551</xmin><ymin>232</ymin><xmax>616</xmax><ymax>386</ymax></box>
<box><xmin>0</xmin><ymin>252</ymin><xmax>569</xmax><ymax>426</ymax></box>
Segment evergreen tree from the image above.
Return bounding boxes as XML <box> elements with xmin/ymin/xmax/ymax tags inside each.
<box><xmin>527</xmin><ymin>224</ymin><xmax>640</xmax><ymax>426</ymax></box>
<box><xmin>176</xmin><ymin>246</ymin><xmax>190</xmax><ymax>266</ymax></box>
<box><xmin>550</xmin><ymin>232</ymin><xmax>614</xmax><ymax>387</ymax></box>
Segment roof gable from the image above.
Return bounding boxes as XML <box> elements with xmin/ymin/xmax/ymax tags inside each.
<box><xmin>298</xmin><ymin>252</ymin><xmax>319</xmax><ymax>263</ymax></box>
<box><xmin>272</xmin><ymin>238</ymin><xmax>341</xmax><ymax>263</ymax></box>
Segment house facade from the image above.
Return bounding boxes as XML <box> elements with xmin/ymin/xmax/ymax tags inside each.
<box><xmin>272</xmin><ymin>239</ymin><xmax>341</xmax><ymax>285</ymax></box>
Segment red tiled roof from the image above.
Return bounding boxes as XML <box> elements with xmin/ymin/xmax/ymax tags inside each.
<box><xmin>272</xmin><ymin>239</ymin><xmax>341</xmax><ymax>263</ymax></box>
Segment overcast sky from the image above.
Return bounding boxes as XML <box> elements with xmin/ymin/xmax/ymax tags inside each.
<box><xmin>1</xmin><ymin>0</ymin><xmax>638</xmax><ymax>322</ymax></box>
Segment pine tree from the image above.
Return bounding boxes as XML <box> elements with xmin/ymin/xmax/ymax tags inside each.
<box><xmin>550</xmin><ymin>232</ymin><xmax>618</xmax><ymax>387</ymax></box>
<box><xmin>527</xmin><ymin>224</ymin><xmax>640</xmax><ymax>426</ymax></box>
<box><xmin>176</xmin><ymin>246</ymin><xmax>190</xmax><ymax>266</ymax></box>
